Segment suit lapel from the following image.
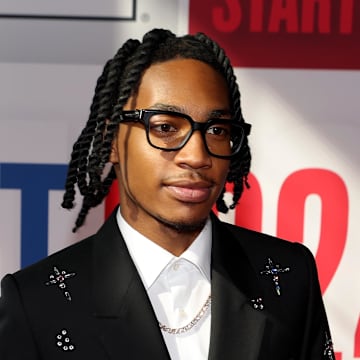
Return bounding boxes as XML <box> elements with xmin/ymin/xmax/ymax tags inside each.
<box><xmin>208</xmin><ymin>214</ymin><xmax>268</xmax><ymax>360</ymax></box>
<box><xmin>91</xmin><ymin>210</ymin><xmax>170</xmax><ymax>360</ymax></box>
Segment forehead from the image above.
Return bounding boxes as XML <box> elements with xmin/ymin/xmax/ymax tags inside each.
<box><xmin>126</xmin><ymin>58</ymin><xmax>230</xmax><ymax>114</ymax></box>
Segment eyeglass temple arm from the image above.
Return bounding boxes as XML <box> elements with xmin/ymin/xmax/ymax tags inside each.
<box><xmin>119</xmin><ymin>110</ymin><xmax>142</xmax><ymax>123</ymax></box>
<box><xmin>243</xmin><ymin>123</ymin><xmax>251</xmax><ymax>136</ymax></box>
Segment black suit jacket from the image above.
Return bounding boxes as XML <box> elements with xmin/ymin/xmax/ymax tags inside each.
<box><xmin>0</xmin><ymin>210</ymin><xmax>334</xmax><ymax>359</ymax></box>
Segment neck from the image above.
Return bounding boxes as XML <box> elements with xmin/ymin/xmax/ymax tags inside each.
<box><xmin>120</xmin><ymin>209</ymin><xmax>206</xmax><ymax>256</ymax></box>
<box><xmin>151</xmin><ymin>223</ymin><xmax>203</xmax><ymax>256</ymax></box>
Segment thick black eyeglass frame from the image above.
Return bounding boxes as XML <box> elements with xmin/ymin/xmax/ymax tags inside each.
<box><xmin>118</xmin><ymin>109</ymin><xmax>251</xmax><ymax>159</ymax></box>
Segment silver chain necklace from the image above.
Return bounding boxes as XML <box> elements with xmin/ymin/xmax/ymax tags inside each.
<box><xmin>158</xmin><ymin>294</ymin><xmax>212</xmax><ymax>335</ymax></box>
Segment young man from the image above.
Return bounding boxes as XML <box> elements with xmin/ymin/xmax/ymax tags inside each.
<box><xmin>0</xmin><ymin>29</ymin><xmax>335</xmax><ymax>359</ymax></box>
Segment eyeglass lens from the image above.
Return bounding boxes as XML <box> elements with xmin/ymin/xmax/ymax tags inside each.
<box><xmin>146</xmin><ymin>112</ymin><xmax>243</xmax><ymax>157</ymax></box>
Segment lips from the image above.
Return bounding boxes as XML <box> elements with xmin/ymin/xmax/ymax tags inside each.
<box><xmin>164</xmin><ymin>180</ymin><xmax>213</xmax><ymax>203</ymax></box>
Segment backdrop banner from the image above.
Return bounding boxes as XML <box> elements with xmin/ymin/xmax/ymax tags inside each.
<box><xmin>0</xmin><ymin>1</ymin><xmax>359</xmax><ymax>359</ymax></box>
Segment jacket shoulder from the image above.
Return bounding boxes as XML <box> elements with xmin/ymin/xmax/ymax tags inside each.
<box><xmin>219</xmin><ymin>219</ymin><xmax>308</xmax><ymax>255</ymax></box>
<box><xmin>213</xmin><ymin>218</ymin><xmax>318</xmax><ymax>290</ymax></box>
<box><xmin>12</xmin><ymin>233</ymin><xmax>95</xmax><ymax>284</ymax></box>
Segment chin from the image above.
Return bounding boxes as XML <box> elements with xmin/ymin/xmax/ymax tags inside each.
<box><xmin>156</xmin><ymin>214</ymin><xmax>208</xmax><ymax>234</ymax></box>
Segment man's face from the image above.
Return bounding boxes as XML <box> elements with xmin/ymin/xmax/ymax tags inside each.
<box><xmin>110</xmin><ymin>58</ymin><xmax>231</xmax><ymax>234</ymax></box>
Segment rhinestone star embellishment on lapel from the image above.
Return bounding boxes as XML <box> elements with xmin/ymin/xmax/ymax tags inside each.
<box><xmin>260</xmin><ymin>257</ymin><xmax>290</xmax><ymax>296</ymax></box>
<box><xmin>45</xmin><ymin>266</ymin><xmax>76</xmax><ymax>301</ymax></box>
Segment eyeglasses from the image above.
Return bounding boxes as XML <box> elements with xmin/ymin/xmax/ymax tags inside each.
<box><xmin>118</xmin><ymin>109</ymin><xmax>251</xmax><ymax>159</ymax></box>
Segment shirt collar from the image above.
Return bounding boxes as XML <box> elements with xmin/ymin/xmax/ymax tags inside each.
<box><xmin>116</xmin><ymin>208</ymin><xmax>212</xmax><ymax>290</ymax></box>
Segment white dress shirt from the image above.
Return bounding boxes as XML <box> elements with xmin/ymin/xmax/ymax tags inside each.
<box><xmin>117</xmin><ymin>209</ymin><xmax>212</xmax><ymax>360</ymax></box>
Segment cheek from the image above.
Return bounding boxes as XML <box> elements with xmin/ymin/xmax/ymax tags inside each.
<box><xmin>119</xmin><ymin>130</ymin><xmax>163</xmax><ymax>188</ymax></box>
<box><xmin>214</xmin><ymin>160</ymin><xmax>230</xmax><ymax>182</ymax></box>
<box><xmin>129</xmin><ymin>153</ymin><xmax>159</xmax><ymax>179</ymax></box>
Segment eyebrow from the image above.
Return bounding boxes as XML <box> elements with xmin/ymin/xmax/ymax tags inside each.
<box><xmin>149</xmin><ymin>103</ymin><xmax>232</xmax><ymax>118</ymax></box>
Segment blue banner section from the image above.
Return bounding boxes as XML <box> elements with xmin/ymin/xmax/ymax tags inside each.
<box><xmin>0</xmin><ymin>163</ymin><xmax>67</xmax><ymax>268</ymax></box>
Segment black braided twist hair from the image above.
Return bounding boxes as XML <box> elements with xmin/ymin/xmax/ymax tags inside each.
<box><xmin>62</xmin><ymin>28</ymin><xmax>251</xmax><ymax>231</ymax></box>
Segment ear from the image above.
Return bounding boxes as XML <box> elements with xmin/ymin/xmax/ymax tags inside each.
<box><xmin>109</xmin><ymin>139</ymin><xmax>120</xmax><ymax>164</ymax></box>
<box><xmin>105</xmin><ymin>117</ymin><xmax>120</xmax><ymax>165</ymax></box>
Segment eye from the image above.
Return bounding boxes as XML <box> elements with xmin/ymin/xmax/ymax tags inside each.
<box><xmin>150</xmin><ymin>121</ymin><xmax>178</xmax><ymax>134</ymax></box>
<box><xmin>206</xmin><ymin>124</ymin><xmax>231</xmax><ymax>138</ymax></box>
<box><xmin>148</xmin><ymin>113</ymin><xmax>188</xmax><ymax>137</ymax></box>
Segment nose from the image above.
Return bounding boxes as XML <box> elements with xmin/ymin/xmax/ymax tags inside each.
<box><xmin>174</xmin><ymin>130</ymin><xmax>212</xmax><ymax>169</ymax></box>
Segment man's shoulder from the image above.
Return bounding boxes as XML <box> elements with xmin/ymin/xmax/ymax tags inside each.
<box><xmin>8</xmin><ymin>211</ymin><xmax>120</xmax><ymax>291</ymax></box>
<box><xmin>11</xmin><ymin>233</ymin><xmax>96</xmax><ymax>287</ymax></box>
<box><xmin>217</xmin><ymin>218</ymin><xmax>296</xmax><ymax>247</ymax></box>
<box><xmin>214</xmin><ymin>217</ymin><xmax>313</xmax><ymax>264</ymax></box>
